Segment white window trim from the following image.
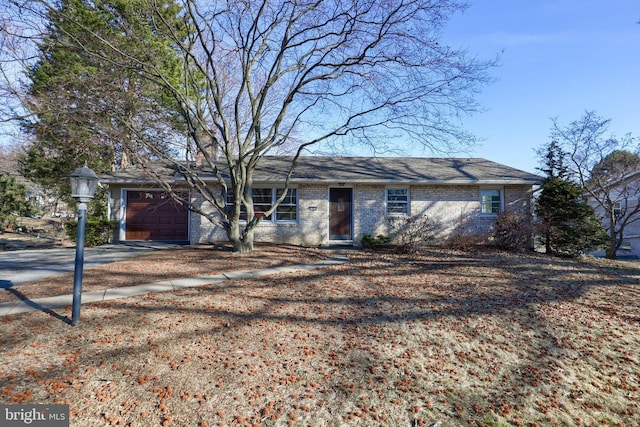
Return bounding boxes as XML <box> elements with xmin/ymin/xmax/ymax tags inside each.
<box><xmin>119</xmin><ymin>188</ymin><xmax>126</xmax><ymax>241</ymax></box>
<box><xmin>274</xmin><ymin>187</ymin><xmax>298</xmax><ymax>223</ymax></box>
<box><xmin>107</xmin><ymin>190</ymin><xmax>112</xmax><ymax>224</ymax></box>
<box><xmin>385</xmin><ymin>187</ymin><xmax>410</xmax><ymax>216</ymax></box>
<box><xmin>227</xmin><ymin>186</ymin><xmax>298</xmax><ymax>224</ymax></box>
<box><xmin>613</xmin><ymin>201</ymin><xmax>622</xmax><ymax>218</ymax></box>
<box><xmin>479</xmin><ymin>187</ymin><xmax>504</xmax><ymax>216</ymax></box>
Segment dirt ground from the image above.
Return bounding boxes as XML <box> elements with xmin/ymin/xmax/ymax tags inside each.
<box><xmin>1</xmin><ymin>247</ymin><xmax>639</xmax><ymax>426</ymax></box>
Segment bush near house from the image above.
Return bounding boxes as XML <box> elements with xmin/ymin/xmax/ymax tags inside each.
<box><xmin>387</xmin><ymin>214</ymin><xmax>439</xmax><ymax>253</ymax></box>
<box><xmin>494</xmin><ymin>210</ymin><xmax>534</xmax><ymax>251</ymax></box>
<box><xmin>360</xmin><ymin>234</ymin><xmax>391</xmax><ymax>250</ymax></box>
<box><xmin>361</xmin><ymin>215</ymin><xmax>440</xmax><ymax>253</ymax></box>
<box><xmin>65</xmin><ymin>219</ymin><xmax>117</xmax><ymax>247</ymax></box>
<box><xmin>445</xmin><ymin>216</ymin><xmax>492</xmax><ymax>250</ymax></box>
<box><xmin>365</xmin><ymin>213</ymin><xmax>537</xmax><ymax>253</ymax></box>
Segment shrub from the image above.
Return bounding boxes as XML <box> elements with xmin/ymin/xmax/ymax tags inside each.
<box><xmin>387</xmin><ymin>214</ymin><xmax>439</xmax><ymax>253</ymax></box>
<box><xmin>493</xmin><ymin>210</ymin><xmax>533</xmax><ymax>251</ymax></box>
<box><xmin>445</xmin><ymin>216</ymin><xmax>491</xmax><ymax>250</ymax></box>
<box><xmin>360</xmin><ymin>234</ymin><xmax>390</xmax><ymax>250</ymax></box>
<box><xmin>65</xmin><ymin>219</ymin><xmax>117</xmax><ymax>247</ymax></box>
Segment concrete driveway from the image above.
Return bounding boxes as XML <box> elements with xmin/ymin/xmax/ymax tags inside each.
<box><xmin>0</xmin><ymin>242</ymin><xmax>180</xmax><ymax>288</ymax></box>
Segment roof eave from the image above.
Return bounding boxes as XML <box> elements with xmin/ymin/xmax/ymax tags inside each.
<box><xmin>101</xmin><ymin>177</ymin><xmax>541</xmax><ymax>186</ymax></box>
<box><xmin>100</xmin><ymin>178</ymin><xmax>183</xmax><ymax>185</ymax></box>
<box><xmin>284</xmin><ymin>179</ymin><xmax>541</xmax><ymax>185</ymax></box>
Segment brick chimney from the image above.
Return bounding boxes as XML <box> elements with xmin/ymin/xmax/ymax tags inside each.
<box><xmin>194</xmin><ymin>130</ymin><xmax>219</xmax><ymax>167</ymax></box>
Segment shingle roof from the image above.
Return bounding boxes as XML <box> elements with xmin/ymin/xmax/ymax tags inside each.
<box><xmin>100</xmin><ymin>156</ymin><xmax>542</xmax><ymax>185</ymax></box>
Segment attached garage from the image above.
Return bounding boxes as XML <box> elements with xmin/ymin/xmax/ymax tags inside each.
<box><xmin>125</xmin><ymin>190</ymin><xmax>189</xmax><ymax>241</ymax></box>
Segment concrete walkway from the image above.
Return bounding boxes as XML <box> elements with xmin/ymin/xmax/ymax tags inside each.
<box><xmin>0</xmin><ymin>254</ymin><xmax>349</xmax><ymax>318</ymax></box>
<box><xmin>0</xmin><ymin>242</ymin><xmax>181</xmax><ymax>286</ymax></box>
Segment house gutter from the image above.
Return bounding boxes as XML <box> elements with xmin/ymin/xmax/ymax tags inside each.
<box><xmin>100</xmin><ymin>177</ymin><xmax>541</xmax><ymax>186</ymax></box>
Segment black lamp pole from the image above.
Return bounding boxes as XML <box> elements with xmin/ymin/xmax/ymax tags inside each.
<box><xmin>69</xmin><ymin>164</ymin><xmax>99</xmax><ymax>326</ymax></box>
<box><xmin>71</xmin><ymin>202</ymin><xmax>88</xmax><ymax>326</ymax></box>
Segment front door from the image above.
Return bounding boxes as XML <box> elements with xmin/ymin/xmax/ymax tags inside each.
<box><xmin>329</xmin><ymin>188</ymin><xmax>352</xmax><ymax>240</ymax></box>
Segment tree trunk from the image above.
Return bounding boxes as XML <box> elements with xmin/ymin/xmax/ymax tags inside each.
<box><xmin>226</xmin><ymin>216</ymin><xmax>255</xmax><ymax>253</ymax></box>
<box><xmin>605</xmin><ymin>215</ymin><xmax>618</xmax><ymax>259</ymax></box>
<box><xmin>605</xmin><ymin>234</ymin><xmax>617</xmax><ymax>259</ymax></box>
<box><xmin>233</xmin><ymin>232</ymin><xmax>254</xmax><ymax>253</ymax></box>
<box><xmin>545</xmin><ymin>230</ymin><xmax>552</xmax><ymax>254</ymax></box>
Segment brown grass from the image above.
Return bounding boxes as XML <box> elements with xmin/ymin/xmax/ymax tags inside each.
<box><xmin>0</xmin><ymin>243</ymin><xmax>326</xmax><ymax>304</ymax></box>
<box><xmin>1</xmin><ymin>246</ymin><xmax>639</xmax><ymax>427</ymax></box>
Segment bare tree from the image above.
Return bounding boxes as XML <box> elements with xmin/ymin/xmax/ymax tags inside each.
<box><xmin>4</xmin><ymin>0</ymin><xmax>496</xmax><ymax>252</ymax></box>
<box><xmin>550</xmin><ymin>111</ymin><xmax>640</xmax><ymax>259</ymax></box>
<box><xmin>0</xmin><ymin>2</ymin><xmax>43</xmax><ymax>137</ymax></box>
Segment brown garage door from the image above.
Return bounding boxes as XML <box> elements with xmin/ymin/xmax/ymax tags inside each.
<box><xmin>125</xmin><ymin>191</ymin><xmax>189</xmax><ymax>241</ymax></box>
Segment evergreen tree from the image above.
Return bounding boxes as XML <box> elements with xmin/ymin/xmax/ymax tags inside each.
<box><xmin>538</xmin><ymin>140</ymin><xmax>568</xmax><ymax>178</ymax></box>
<box><xmin>535</xmin><ymin>143</ymin><xmax>608</xmax><ymax>256</ymax></box>
<box><xmin>0</xmin><ymin>173</ymin><xmax>32</xmax><ymax>229</ymax></box>
<box><xmin>19</xmin><ymin>0</ymin><xmax>188</xmax><ymax>204</ymax></box>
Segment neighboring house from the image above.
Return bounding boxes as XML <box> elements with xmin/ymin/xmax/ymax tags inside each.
<box><xmin>100</xmin><ymin>156</ymin><xmax>542</xmax><ymax>246</ymax></box>
<box><xmin>589</xmin><ymin>171</ymin><xmax>640</xmax><ymax>259</ymax></box>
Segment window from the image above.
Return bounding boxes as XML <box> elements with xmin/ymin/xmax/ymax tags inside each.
<box><xmin>480</xmin><ymin>189</ymin><xmax>502</xmax><ymax>215</ymax></box>
<box><xmin>226</xmin><ymin>187</ymin><xmax>297</xmax><ymax>222</ymax></box>
<box><xmin>251</xmin><ymin>188</ymin><xmax>272</xmax><ymax>219</ymax></box>
<box><xmin>614</xmin><ymin>202</ymin><xmax>622</xmax><ymax>218</ymax></box>
<box><xmin>386</xmin><ymin>188</ymin><xmax>409</xmax><ymax>215</ymax></box>
<box><xmin>275</xmin><ymin>188</ymin><xmax>297</xmax><ymax>221</ymax></box>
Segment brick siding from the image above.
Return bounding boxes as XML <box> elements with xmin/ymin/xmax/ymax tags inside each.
<box><xmin>188</xmin><ymin>183</ymin><xmax>534</xmax><ymax>247</ymax></box>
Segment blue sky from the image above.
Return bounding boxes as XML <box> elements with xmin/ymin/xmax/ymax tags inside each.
<box><xmin>3</xmin><ymin>1</ymin><xmax>637</xmax><ymax>177</ymax></box>
<box><xmin>436</xmin><ymin>0</ymin><xmax>640</xmax><ymax>174</ymax></box>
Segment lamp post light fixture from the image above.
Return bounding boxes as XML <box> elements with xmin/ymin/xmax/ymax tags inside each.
<box><xmin>69</xmin><ymin>163</ymin><xmax>99</xmax><ymax>326</ymax></box>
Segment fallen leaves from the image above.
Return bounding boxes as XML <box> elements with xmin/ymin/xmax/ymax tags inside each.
<box><xmin>1</xmin><ymin>248</ymin><xmax>640</xmax><ymax>426</ymax></box>
<box><xmin>0</xmin><ymin>243</ymin><xmax>327</xmax><ymax>304</ymax></box>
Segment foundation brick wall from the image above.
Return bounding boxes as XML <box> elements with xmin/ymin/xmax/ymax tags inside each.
<box><xmin>172</xmin><ymin>183</ymin><xmax>533</xmax><ymax>247</ymax></box>
<box><xmin>504</xmin><ymin>185</ymin><xmax>533</xmax><ymax>214</ymax></box>
<box><xmin>354</xmin><ymin>184</ymin><xmax>533</xmax><ymax>244</ymax></box>
<box><xmin>352</xmin><ymin>185</ymin><xmax>387</xmax><ymax>242</ymax></box>
<box><xmin>190</xmin><ymin>184</ymin><xmax>330</xmax><ymax>246</ymax></box>
<box><xmin>349</xmin><ymin>184</ymin><xmax>482</xmax><ymax>243</ymax></box>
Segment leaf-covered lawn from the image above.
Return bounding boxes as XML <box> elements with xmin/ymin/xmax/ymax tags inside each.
<box><xmin>1</xmin><ymin>248</ymin><xmax>639</xmax><ymax>426</ymax></box>
<box><xmin>0</xmin><ymin>243</ymin><xmax>326</xmax><ymax>304</ymax></box>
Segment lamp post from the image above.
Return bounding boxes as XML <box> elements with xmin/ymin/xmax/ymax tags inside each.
<box><xmin>69</xmin><ymin>164</ymin><xmax>99</xmax><ymax>326</ymax></box>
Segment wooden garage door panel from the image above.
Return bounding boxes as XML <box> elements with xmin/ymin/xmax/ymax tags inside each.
<box><xmin>126</xmin><ymin>191</ymin><xmax>188</xmax><ymax>241</ymax></box>
<box><xmin>158</xmin><ymin>216</ymin><xmax>173</xmax><ymax>225</ymax></box>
